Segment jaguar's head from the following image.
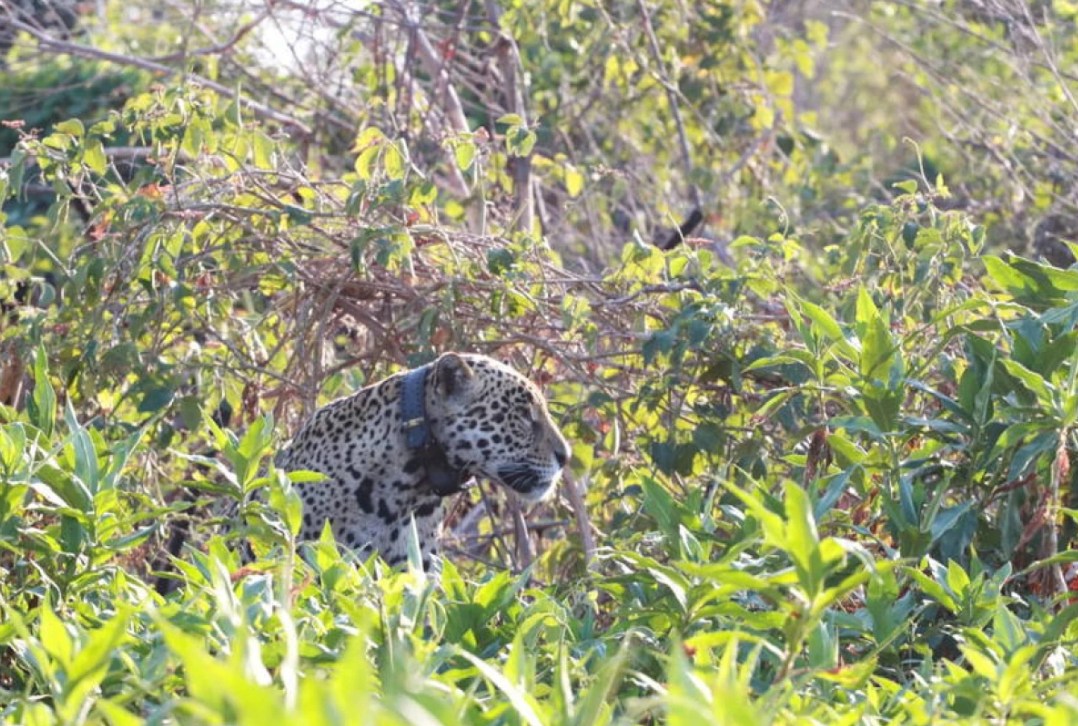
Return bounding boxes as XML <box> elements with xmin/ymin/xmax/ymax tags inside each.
<box><xmin>427</xmin><ymin>353</ymin><xmax>569</xmax><ymax>502</ymax></box>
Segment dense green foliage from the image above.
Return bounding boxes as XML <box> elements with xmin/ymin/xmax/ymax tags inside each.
<box><xmin>3</xmin><ymin>1</ymin><xmax>1078</xmax><ymax>723</ymax></box>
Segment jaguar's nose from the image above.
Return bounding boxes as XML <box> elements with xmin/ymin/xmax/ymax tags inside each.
<box><xmin>554</xmin><ymin>445</ymin><xmax>569</xmax><ymax>469</ymax></box>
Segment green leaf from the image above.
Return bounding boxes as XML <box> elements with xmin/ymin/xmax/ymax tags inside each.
<box><xmin>640</xmin><ymin>474</ymin><xmax>679</xmax><ymax>541</ymax></box>
<box><xmin>983</xmin><ymin>253</ymin><xmax>1078</xmax><ymax>308</ymax></box>
<box><xmin>647</xmin><ymin>561</ymin><xmax>689</xmax><ymax>611</ymax></box>
<box><xmin>960</xmin><ymin>643</ymin><xmax>999</xmax><ymax>681</ymax></box>
<box><xmin>1008</xmin><ymin>255</ymin><xmax>1078</xmax><ymax>291</ymax></box>
<box><xmin>565</xmin><ymin>165</ymin><xmax>585</xmax><ymax>197</ymax></box>
<box><xmin>783</xmin><ymin>480</ymin><xmax>822</xmax><ymax>595</ymax></box>
<box><xmin>1034</xmin><ymin>602</ymin><xmax>1078</xmax><ymax>669</ymax></box>
<box><xmin>3</xmin><ymin>224</ymin><xmax>29</xmax><ymax>261</ymax></box>
<box><xmin>252</xmin><ymin>130</ymin><xmax>275</xmax><ymax>170</ymax></box>
<box><xmin>454</xmin><ymin>647</ymin><xmax>545</xmax><ymax>726</ymax></box>
<box><xmin>992</xmin><ymin>605</ymin><xmax>1028</xmax><ymax>655</ymax></box>
<box><xmin>903</xmin><ymin>563</ymin><xmax>958</xmax><ymax>612</ymax></box>
<box><xmin>665</xmin><ymin>644</ymin><xmax>708</xmax><ymax>722</ymax></box>
<box><xmin>454</xmin><ymin>139</ymin><xmax>476</xmax><ymax>171</ymax></box>
<box><xmin>354</xmin><ymin>145</ymin><xmax>380</xmax><ymax>180</ymax></box>
<box><xmin>999</xmin><ymin>358</ymin><xmax>1054</xmax><ymax>403</ymax></box>
<box><xmin>860</xmin><ymin>382</ymin><xmax>903</xmax><ymax>433</ymax></box>
<box><xmin>66</xmin><ymin>610</ymin><xmax>129</xmax><ymax>699</ymax></box>
<box><xmin>0</xmin><ymin>422</ymin><xmax>27</xmax><ymax>473</ymax></box>
<box><xmin>944</xmin><ymin>558</ymin><xmax>970</xmax><ymax>596</ymax></box>
<box><xmin>268</xmin><ymin>473</ymin><xmax>303</xmax><ymax>538</ymax></box>
<box><xmin>7</xmin><ymin>148</ymin><xmax>26</xmax><ymax>201</ymax></box>
<box><xmin>83</xmin><ymin>140</ymin><xmax>108</xmax><ymax>175</ymax></box>
<box><xmin>64</xmin><ymin>400</ymin><xmax>100</xmax><ymax>496</ymax></box>
<box><xmin>28</xmin><ymin>346</ymin><xmax>57</xmax><ymax>437</ymax></box>
<box><xmin>39</xmin><ymin>600</ymin><xmax>74</xmax><ymax>668</ymax></box>
<box><xmin>384</xmin><ymin>141</ymin><xmax>407</xmax><ymax>180</ymax></box>
<box><xmin>93</xmin><ymin>702</ymin><xmax>142</xmax><ymax>726</ymax></box>
<box><xmin>507</xmin><ymin>126</ymin><xmax>537</xmax><ymax>157</ymax></box>
<box><xmin>54</xmin><ymin>118</ymin><xmax>85</xmax><ymax>137</ymax></box>
<box><xmin>724</xmin><ymin>481</ymin><xmax>788</xmax><ymax>555</ymax></box>
<box><xmin>284</xmin><ymin>204</ymin><xmax>312</xmax><ymax>225</ymax></box>
<box><xmin>801</xmin><ymin>300</ymin><xmax>846</xmax><ymax>343</ymax></box>
<box><xmin>856</xmin><ymin>287</ymin><xmax>900</xmax><ymax>382</ymax></box>
<box><xmin>181</xmin><ymin>119</ymin><xmax>205</xmax><ymax>157</ymax></box>
<box><xmin>569</xmin><ymin>641</ymin><xmax>626</xmax><ymax>726</ymax></box>
<box><xmin>137</xmin><ymin>385</ymin><xmax>174</xmax><ymax>414</ymax></box>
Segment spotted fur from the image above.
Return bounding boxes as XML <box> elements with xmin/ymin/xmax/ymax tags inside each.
<box><xmin>275</xmin><ymin>353</ymin><xmax>570</xmax><ymax>568</ymax></box>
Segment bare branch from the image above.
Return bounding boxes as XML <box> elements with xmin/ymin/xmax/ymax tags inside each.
<box><xmin>383</xmin><ymin>0</ymin><xmax>472</xmax><ymax>198</ymax></box>
<box><xmin>484</xmin><ymin>1</ymin><xmax>535</xmax><ymax>233</ymax></box>
<box><xmin>562</xmin><ymin>472</ymin><xmax>596</xmax><ymax>572</ymax></box>
<box><xmin>509</xmin><ymin>498</ymin><xmax>536</xmax><ymax>570</ymax></box>
<box><xmin>148</xmin><ymin>6</ymin><xmax>273</xmax><ymax>64</ymax></box>
<box><xmin>8</xmin><ymin>17</ymin><xmax>313</xmax><ymax>138</ymax></box>
<box><xmin>637</xmin><ymin>0</ymin><xmax>701</xmax><ymax>212</ymax></box>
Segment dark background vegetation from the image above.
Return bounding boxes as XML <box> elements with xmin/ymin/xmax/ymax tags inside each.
<box><xmin>3</xmin><ymin>0</ymin><xmax>1078</xmax><ymax>721</ymax></box>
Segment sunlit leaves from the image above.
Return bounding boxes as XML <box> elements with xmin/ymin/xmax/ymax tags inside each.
<box><xmin>82</xmin><ymin>140</ymin><xmax>107</xmax><ymax>175</ymax></box>
<box><xmin>453</xmin><ymin>138</ymin><xmax>477</xmax><ymax>172</ymax></box>
<box><xmin>498</xmin><ymin>114</ymin><xmax>537</xmax><ymax>158</ymax></box>
<box><xmin>252</xmin><ymin>130</ymin><xmax>276</xmax><ymax>170</ymax></box>
<box><xmin>351</xmin><ymin>126</ymin><xmax>411</xmax><ymax>183</ymax></box>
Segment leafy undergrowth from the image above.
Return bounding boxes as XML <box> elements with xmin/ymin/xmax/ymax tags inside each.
<box><xmin>4</xmin><ymin>82</ymin><xmax>1078</xmax><ymax>724</ymax></box>
<box><xmin>5</xmin><ymin>198</ymin><xmax>1078</xmax><ymax>723</ymax></box>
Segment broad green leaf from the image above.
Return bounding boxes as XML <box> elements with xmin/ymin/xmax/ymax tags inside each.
<box><xmin>384</xmin><ymin>141</ymin><xmax>407</xmax><ymax>180</ymax></box>
<box><xmin>801</xmin><ymin>300</ymin><xmax>846</xmax><ymax>344</ymax></box>
<box><xmin>0</xmin><ymin>422</ymin><xmax>27</xmax><ymax>473</ymax></box>
<box><xmin>181</xmin><ymin>119</ymin><xmax>204</xmax><ymax>157</ymax></box>
<box><xmin>724</xmin><ymin>481</ymin><xmax>788</xmax><ymax>555</ymax></box>
<box><xmin>454</xmin><ymin>139</ymin><xmax>476</xmax><ymax>171</ymax></box>
<box><xmin>856</xmin><ymin>287</ymin><xmax>900</xmax><ymax>381</ymax></box>
<box><xmin>945</xmin><ymin>558</ymin><xmax>970</xmax><ymax>595</ymax></box>
<box><xmin>252</xmin><ymin>130</ymin><xmax>275</xmax><ymax>170</ymax></box>
<box><xmin>83</xmin><ymin>140</ymin><xmax>108</xmax><ymax>175</ymax></box>
<box><xmin>983</xmin><ymin>254</ymin><xmax>1078</xmax><ymax>307</ymax></box>
<box><xmin>39</xmin><ymin>601</ymin><xmax>74</xmax><ymax>668</ymax></box>
<box><xmin>783</xmin><ymin>480</ymin><xmax>821</xmax><ymax>595</ymax></box>
<box><xmin>992</xmin><ymin>606</ymin><xmax>1028</xmax><ymax>655</ymax></box>
<box><xmin>903</xmin><ymin>565</ymin><xmax>958</xmax><ymax>613</ymax></box>
<box><xmin>54</xmin><ymin>119</ymin><xmax>85</xmax><ymax>137</ymax></box>
<box><xmin>640</xmin><ymin>474</ymin><xmax>679</xmax><ymax>541</ymax></box>
<box><xmin>1034</xmin><ymin>602</ymin><xmax>1078</xmax><ymax>669</ymax></box>
<box><xmin>960</xmin><ymin>643</ymin><xmax>999</xmax><ymax>681</ymax></box>
<box><xmin>66</xmin><ymin>610</ymin><xmax>130</xmax><ymax>701</ymax></box>
<box><xmin>354</xmin><ymin>144</ymin><xmax>380</xmax><ymax>180</ymax></box>
<box><xmin>999</xmin><ymin>358</ymin><xmax>1055</xmax><ymax>403</ymax></box>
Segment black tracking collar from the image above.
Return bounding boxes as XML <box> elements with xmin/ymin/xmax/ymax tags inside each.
<box><xmin>401</xmin><ymin>364</ymin><xmax>468</xmax><ymax>497</ymax></box>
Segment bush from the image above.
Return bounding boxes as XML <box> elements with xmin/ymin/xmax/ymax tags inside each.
<box><xmin>4</xmin><ymin>1</ymin><xmax>1078</xmax><ymax>722</ymax></box>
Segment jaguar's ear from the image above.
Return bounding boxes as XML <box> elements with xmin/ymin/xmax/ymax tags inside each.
<box><xmin>435</xmin><ymin>353</ymin><xmax>476</xmax><ymax>398</ymax></box>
